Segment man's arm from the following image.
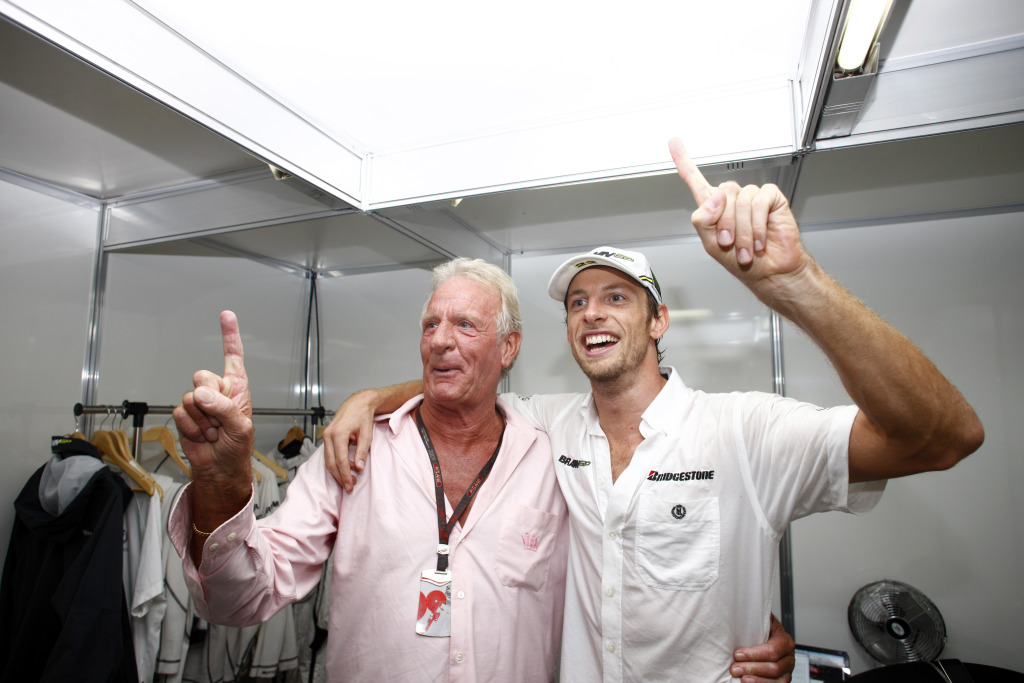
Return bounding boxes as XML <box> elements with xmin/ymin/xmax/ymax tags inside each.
<box><xmin>173</xmin><ymin>310</ymin><xmax>255</xmax><ymax>566</ymax></box>
<box><xmin>322</xmin><ymin>380</ymin><xmax>422</xmax><ymax>492</ymax></box>
<box><xmin>669</xmin><ymin>138</ymin><xmax>984</xmax><ymax>482</ymax></box>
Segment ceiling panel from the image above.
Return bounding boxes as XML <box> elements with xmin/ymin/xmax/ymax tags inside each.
<box><xmin>2</xmin><ymin>0</ymin><xmax>1023</xmax><ymax>270</ymax></box>
<box><xmin>0</xmin><ymin>17</ymin><xmax>262</xmax><ymax>199</ymax></box>
<box><xmin>794</xmin><ymin>122</ymin><xmax>1024</xmax><ymax>228</ymax></box>
<box><xmin>203</xmin><ymin>213</ymin><xmax>447</xmax><ymax>275</ymax></box>
<box><xmin>1</xmin><ymin>0</ymin><xmax>820</xmax><ymax>206</ymax></box>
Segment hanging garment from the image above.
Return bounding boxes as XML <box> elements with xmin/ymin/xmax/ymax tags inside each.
<box><xmin>124</xmin><ymin>473</ymin><xmax>173</xmax><ymax>683</ymax></box>
<box><xmin>0</xmin><ymin>454</ymin><xmax>139</xmax><ymax>682</ymax></box>
<box><xmin>154</xmin><ymin>480</ymin><xmax>192</xmax><ymax>683</ymax></box>
<box><xmin>273</xmin><ymin>436</ymin><xmax>317</xmax><ymax>498</ymax></box>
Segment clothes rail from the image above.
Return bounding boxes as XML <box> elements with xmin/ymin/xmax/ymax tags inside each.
<box><xmin>74</xmin><ymin>401</ymin><xmax>331</xmax><ymax>460</ymax></box>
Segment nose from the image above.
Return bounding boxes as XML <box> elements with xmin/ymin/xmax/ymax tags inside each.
<box><xmin>581</xmin><ymin>299</ymin><xmax>605</xmax><ymax>323</ymax></box>
<box><xmin>430</xmin><ymin>320</ymin><xmax>455</xmax><ymax>351</ymax></box>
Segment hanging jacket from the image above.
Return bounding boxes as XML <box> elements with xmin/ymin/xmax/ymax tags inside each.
<box><xmin>0</xmin><ymin>454</ymin><xmax>139</xmax><ymax>682</ymax></box>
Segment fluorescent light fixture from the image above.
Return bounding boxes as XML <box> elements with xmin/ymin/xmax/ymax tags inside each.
<box><xmin>836</xmin><ymin>0</ymin><xmax>893</xmax><ymax>73</ymax></box>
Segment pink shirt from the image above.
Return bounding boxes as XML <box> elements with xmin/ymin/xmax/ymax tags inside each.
<box><xmin>169</xmin><ymin>396</ymin><xmax>568</xmax><ymax>682</ymax></box>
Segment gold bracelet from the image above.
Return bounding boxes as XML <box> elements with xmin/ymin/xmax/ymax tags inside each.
<box><xmin>192</xmin><ymin>522</ymin><xmax>213</xmax><ymax>537</ymax></box>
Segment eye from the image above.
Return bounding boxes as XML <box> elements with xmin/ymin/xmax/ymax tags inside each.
<box><xmin>610</xmin><ymin>293</ymin><xmax>626</xmax><ymax>303</ymax></box>
<box><xmin>569</xmin><ymin>298</ymin><xmax>586</xmax><ymax>309</ymax></box>
<box><xmin>459</xmin><ymin>321</ymin><xmax>473</xmax><ymax>329</ymax></box>
<box><xmin>424</xmin><ymin>321</ymin><xmax>438</xmax><ymax>330</ymax></box>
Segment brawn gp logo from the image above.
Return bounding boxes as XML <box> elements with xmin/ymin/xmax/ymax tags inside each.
<box><xmin>558</xmin><ymin>455</ymin><xmax>592</xmax><ymax>469</ymax></box>
<box><xmin>573</xmin><ymin>251</ymin><xmax>635</xmax><ymax>270</ymax></box>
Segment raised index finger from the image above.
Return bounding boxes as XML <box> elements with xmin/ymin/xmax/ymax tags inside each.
<box><xmin>668</xmin><ymin>137</ymin><xmax>715</xmax><ymax>205</ymax></box>
<box><xmin>220</xmin><ymin>310</ymin><xmax>247</xmax><ymax>383</ymax></box>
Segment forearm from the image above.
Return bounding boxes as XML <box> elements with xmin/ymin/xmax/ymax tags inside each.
<box><xmin>171</xmin><ymin>466</ymin><xmax>335</xmax><ymax>627</ymax></box>
<box><xmin>758</xmin><ymin>259</ymin><xmax>983</xmax><ymax>477</ymax></box>
<box><xmin>189</xmin><ymin>459</ymin><xmax>253</xmax><ymax>566</ymax></box>
<box><xmin>355</xmin><ymin>379</ymin><xmax>423</xmax><ymax>415</ymax></box>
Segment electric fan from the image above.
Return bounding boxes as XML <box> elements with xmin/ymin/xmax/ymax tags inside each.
<box><xmin>848</xmin><ymin>580</ymin><xmax>947</xmax><ymax>664</ymax></box>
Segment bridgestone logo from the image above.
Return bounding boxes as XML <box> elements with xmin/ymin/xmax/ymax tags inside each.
<box><xmin>647</xmin><ymin>469</ymin><xmax>715</xmax><ymax>482</ymax></box>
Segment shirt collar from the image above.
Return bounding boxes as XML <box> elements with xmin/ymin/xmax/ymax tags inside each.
<box><xmin>388</xmin><ymin>394</ymin><xmax>537</xmax><ymax>439</ymax></box>
<box><xmin>579</xmin><ymin>366</ymin><xmax>692</xmax><ymax>437</ymax></box>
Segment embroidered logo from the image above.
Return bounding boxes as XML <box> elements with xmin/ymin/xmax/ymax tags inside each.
<box><xmin>522</xmin><ymin>532</ymin><xmax>540</xmax><ymax>552</ymax></box>
<box><xmin>671</xmin><ymin>505</ymin><xmax>687</xmax><ymax>520</ymax></box>
<box><xmin>558</xmin><ymin>454</ymin><xmax>592</xmax><ymax>469</ymax></box>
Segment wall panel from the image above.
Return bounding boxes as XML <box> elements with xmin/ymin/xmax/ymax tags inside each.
<box><xmin>786</xmin><ymin>212</ymin><xmax>1024</xmax><ymax>673</ymax></box>
<box><xmin>98</xmin><ymin>250</ymin><xmax>311</xmax><ymax>455</ymax></box>
<box><xmin>316</xmin><ymin>268</ymin><xmax>434</xmax><ymax>416</ymax></box>
<box><xmin>0</xmin><ymin>180</ymin><xmax>99</xmax><ymax>569</ymax></box>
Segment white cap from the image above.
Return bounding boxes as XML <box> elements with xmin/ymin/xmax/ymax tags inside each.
<box><xmin>547</xmin><ymin>246</ymin><xmax>663</xmax><ymax>305</ymax></box>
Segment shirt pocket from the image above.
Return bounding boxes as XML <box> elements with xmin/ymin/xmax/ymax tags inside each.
<box><xmin>495</xmin><ymin>504</ymin><xmax>559</xmax><ymax>590</ymax></box>
<box><xmin>634</xmin><ymin>493</ymin><xmax>720</xmax><ymax>591</ymax></box>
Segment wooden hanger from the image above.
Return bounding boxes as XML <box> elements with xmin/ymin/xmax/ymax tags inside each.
<box><xmin>112</xmin><ymin>429</ymin><xmax>133</xmax><ymax>461</ymax></box>
<box><xmin>281</xmin><ymin>425</ymin><xmax>307</xmax><ymax>448</ymax></box>
<box><xmin>141</xmin><ymin>425</ymin><xmax>191</xmax><ymax>479</ymax></box>
<box><xmin>92</xmin><ymin>430</ymin><xmax>160</xmax><ymax>497</ymax></box>
<box><xmin>252</xmin><ymin>448</ymin><xmax>288</xmax><ymax>480</ymax></box>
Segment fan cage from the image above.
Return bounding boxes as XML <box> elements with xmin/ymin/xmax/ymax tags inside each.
<box><xmin>848</xmin><ymin>579</ymin><xmax>947</xmax><ymax>664</ymax></box>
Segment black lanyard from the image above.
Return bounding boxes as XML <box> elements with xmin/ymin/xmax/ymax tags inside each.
<box><xmin>415</xmin><ymin>407</ymin><xmax>505</xmax><ymax>572</ymax></box>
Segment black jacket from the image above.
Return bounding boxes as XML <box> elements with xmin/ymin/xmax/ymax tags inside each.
<box><xmin>0</xmin><ymin>458</ymin><xmax>138</xmax><ymax>682</ymax></box>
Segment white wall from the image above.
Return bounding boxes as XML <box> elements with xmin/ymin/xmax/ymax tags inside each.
<box><xmin>317</xmin><ymin>267</ymin><xmax>434</xmax><ymax>415</ymax></box>
<box><xmin>787</xmin><ymin>212</ymin><xmax>1024</xmax><ymax>673</ymax></box>
<box><xmin>0</xmin><ymin>179</ymin><xmax>99</xmax><ymax>565</ymax></box>
<box><xmin>96</xmin><ymin>250</ymin><xmax>312</xmax><ymax>455</ymax></box>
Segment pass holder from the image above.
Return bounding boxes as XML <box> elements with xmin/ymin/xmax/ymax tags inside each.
<box><xmin>417</xmin><ymin>566</ymin><xmax>452</xmax><ymax>637</ymax></box>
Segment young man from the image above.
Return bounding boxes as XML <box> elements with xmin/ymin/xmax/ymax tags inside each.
<box><xmin>323</xmin><ymin>140</ymin><xmax>983</xmax><ymax>681</ymax></box>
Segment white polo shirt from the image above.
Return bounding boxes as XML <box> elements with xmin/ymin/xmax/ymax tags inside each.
<box><xmin>505</xmin><ymin>368</ymin><xmax>885</xmax><ymax>682</ymax></box>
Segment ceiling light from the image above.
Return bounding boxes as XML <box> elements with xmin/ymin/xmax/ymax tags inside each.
<box><xmin>836</xmin><ymin>0</ymin><xmax>893</xmax><ymax>73</ymax></box>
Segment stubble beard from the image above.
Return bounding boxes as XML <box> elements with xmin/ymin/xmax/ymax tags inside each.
<box><xmin>573</xmin><ymin>335</ymin><xmax>650</xmax><ymax>385</ymax></box>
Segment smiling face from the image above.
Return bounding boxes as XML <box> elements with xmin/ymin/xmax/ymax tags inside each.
<box><xmin>420</xmin><ymin>276</ymin><xmax>520</xmax><ymax>412</ymax></box>
<box><xmin>565</xmin><ymin>266</ymin><xmax>667</xmax><ymax>384</ymax></box>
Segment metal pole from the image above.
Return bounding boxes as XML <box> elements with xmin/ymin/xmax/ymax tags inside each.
<box><xmin>770</xmin><ymin>310</ymin><xmax>796</xmax><ymax>638</ymax></box>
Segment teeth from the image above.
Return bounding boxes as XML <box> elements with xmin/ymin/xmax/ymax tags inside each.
<box><xmin>585</xmin><ymin>334</ymin><xmax>618</xmax><ymax>347</ymax></box>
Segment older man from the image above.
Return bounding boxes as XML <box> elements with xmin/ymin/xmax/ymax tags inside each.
<box><xmin>324</xmin><ymin>140</ymin><xmax>983</xmax><ymax>682</ymax></box>
<box><xmin>170</xmin><ymin>259</ymin><xmax>569</xmax><ymax>681</ymax></box>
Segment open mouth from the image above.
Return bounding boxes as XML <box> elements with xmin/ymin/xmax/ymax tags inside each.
<box><xmin>584</xmin><ymin>333</ymin><xmax>619</xmax><ymax>352</ymax></box>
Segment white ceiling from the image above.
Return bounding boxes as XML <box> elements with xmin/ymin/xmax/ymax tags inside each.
<box><xmin>1</xmin><ymin>0</ymin><xmax>1023</xmax><ymax>273</ymax></box>
<box><xmin>127</xmin><ymin>0</ymin><xmax>806</xmax><ymax>156</ymax></box>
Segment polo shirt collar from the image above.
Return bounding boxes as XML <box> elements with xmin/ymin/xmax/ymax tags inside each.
<box><xmin>579</xmin><ymin>366</ymin><xmax>693</xmax><ymax>437</ymax></box>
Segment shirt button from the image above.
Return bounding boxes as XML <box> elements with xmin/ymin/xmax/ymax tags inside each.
<box><xmin>456</xmin><ymin>652</ymin><xmax>465</xmax><ymax>662</ymax></box>
<box><xmin>207</xmin><ymin>543</ymin><xmax>219</xmax><ymax>551</ymax></box>
<box><xmin>599</xmin><ymin>477</ymin><xmax>607</xmax><ymax>486</ymax></box>
<box><xmin>607</xmin><ymin>587</ymin><xmax>616</xmax><ymax>597</ymax></box>
<box><xmin>607</xmin><ymin>643</ymin><xmax>616</xmax><ymax>653</ymax></box>
<box><xmin>227</xmin><ymin>533</ymin><xmax>237</xmax><ymax>542</ymax></box>
<box><xmin>457</xmin><ymin>590</ymin><xmax>466</xmax><ymax>599</ymax></box>
<box><xmin>608</xmin><ymin>530</ymin><xmax>618</xmax><ymax>540</ymax></box>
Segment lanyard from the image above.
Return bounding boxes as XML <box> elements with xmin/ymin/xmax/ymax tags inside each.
<box><xmin>415</xmin><ymin>407</ymin><xmax>505</xmax><ymax>572</ymax></box>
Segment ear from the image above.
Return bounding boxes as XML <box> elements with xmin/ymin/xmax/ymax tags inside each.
<box><xmin>650</xmin><ymin>303</ymin><xmax>670</xmax><ymax>341</ymax></box>
<box><xmin>501</xmin><ymin>331</ymin><xmax>522</xmax><ymax>369</ymax></box>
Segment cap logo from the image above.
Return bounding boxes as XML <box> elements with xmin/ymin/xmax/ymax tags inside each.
<box><xmin>573</xmin><ymin>259</ymin><xmax>597</xmax><ymax>270</ymax></box>
<box><xmin>593</xmin><ymin>250</ymin><xmax>635</xmax><ymax>263</ymax></box>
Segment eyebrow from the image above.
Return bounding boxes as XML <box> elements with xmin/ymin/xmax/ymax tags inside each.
<box><xmin>567</xmin><ymin>281</ymin><xmax>636</xmax><ymax>299</ymax></box>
